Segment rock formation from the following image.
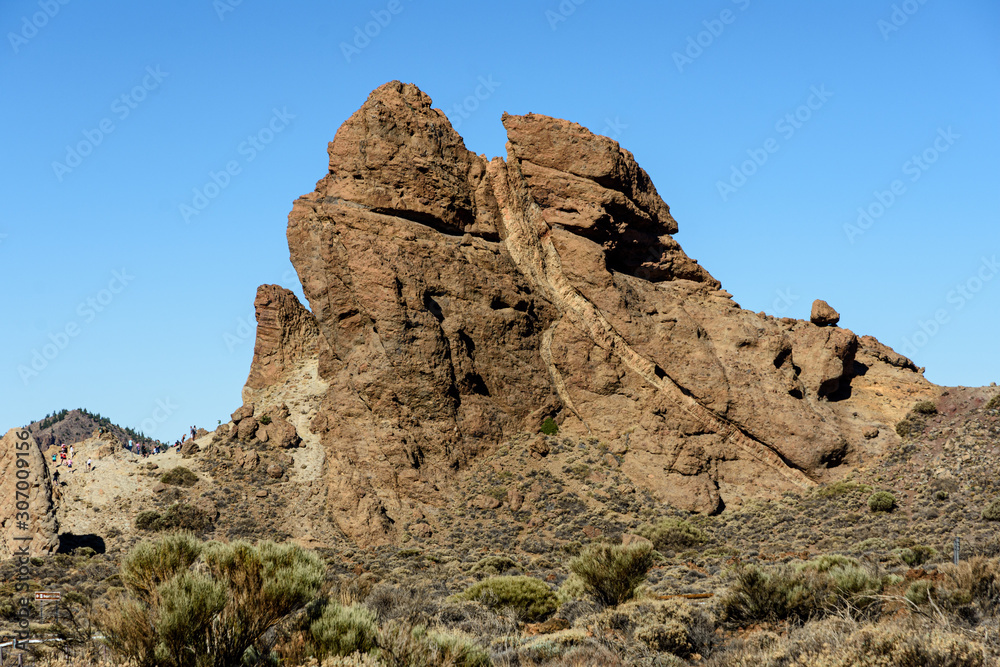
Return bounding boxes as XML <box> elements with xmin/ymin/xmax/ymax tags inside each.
<box><xmin>0</xmin><ymin>429</ymin><xmax>59</xmax><ymax>556</ymax></box>
<box><xmin>240</xmin><ymin>81</ymin><xmax>934</xmax><ymax>544</ymax></box>
<box><xmin>811</xmin><ymin>299</ymin><xmax>841</xmax><ymax>326</ymax></box>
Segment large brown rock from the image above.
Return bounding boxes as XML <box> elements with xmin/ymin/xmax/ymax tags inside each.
<box><xmin>245</xmin><ymin>285</ymin><xmax>319</xmax><ymax>390</ymax></box>
<box><xmin>0</xmin><ymin>429</ymin><xmax>59</xmax><ymax>556</ymax></box>
<box><xmin>268</xmin><ymin>81</ymin><xmax>934</xmax><ymax>544</ymax></box>
<box><xmin>811</xmin><ymin>299</ymin><xmax>841</xmax><ymax>326</ymax></box>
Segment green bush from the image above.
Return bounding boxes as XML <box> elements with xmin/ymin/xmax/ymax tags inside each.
<box><xmin>634</xmin><ymin>620</ymin><xmax>691</xmax><ymax>656</ymax></box>
<box><xmin>721</xmin><ymin>565</ymin><xmax>818</xmax><ymax>625</ymax></box>
<box><xmin>895</xmin><ymin>419</ymin><xmax>916</xmax><ymax>438</ymax></box>
<box><xmin>913</xmin><ymin>400</ymin><xmax>938</xmax><ymax>415</ymax></box>
<box><xmin>310</xmin><ymin>603</ymin><xmax>378</xmax><ymax>659</ymax></box>
<box><xmin>982</xmin><ymin>498</ymin><xmax>1000</xmax><ymax>521</ymax></box>
<box><xmin>935</xmin><ymin>490</ymin><xmax>950</xmax><ymax>501</ymax></box>
<box><xmin>135</xmin><ymin>504</ymin><xmax>214</xmax><ymax>533</ymax></box>
<box><xmin>895</xmin><ymin>545</ymin><xmax>937</xmax><ymax>566</ymax></box>
<box><xmin>540</xmin><ymin>417</ymin><xmax>558</xmax><ymax>436</ymax></box>
<box><xmin>470</xmin><ymin>555</ymin><xmax>519</xmax><ymax>576</ymax></box>
<box><xmin>98</xmin><ymin>534</ymin><xmax>323</xmax><ymax>667</ymax></box>
<box><xmin>986</xmin><ymin>393</ymin><xmax>1000</xmax><ymax>410</ymax></box>
<box><xmin>258</xmin><ymin>415</ymin><xmax>272</xmax><ymax>425</ymax></box>
<box><xmin>637</xmin><ymin>518</ymin><xmax>707</xmax><ymax>552</ymax></box>
<box><xmin>868</xmin><ymin>491</ymin><xmax>897</xmax><ymax>513</ymax></box>
<box><xmin>722</xmin><ymin>561</ymin><xmax>885</xmax><ymax>625</ymax></box>
<box><xmin>453</xmin><ymin>576</ymin><xmax>557</xmax><ymax>622</ymax></box>
<box><xmin>569</xmin><ymin>542</ymin><xmax>655</xmax><ymax>607</ymax></box>
<box><xmin>160</xmin><ymin>466</ymin><xmax>198</xmax><ymax>488</ymax></box>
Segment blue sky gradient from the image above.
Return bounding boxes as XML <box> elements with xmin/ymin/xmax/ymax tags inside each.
<box><xmin>2</xmin><ymin>0</ymin><xmax>997</xmax><ymax>441</ymax></box>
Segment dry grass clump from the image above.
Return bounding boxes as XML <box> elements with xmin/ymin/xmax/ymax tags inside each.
<box><xmin>706</xmin><ymin>617</ymin><xmax>987</xmax><ymax>667</ymax></box>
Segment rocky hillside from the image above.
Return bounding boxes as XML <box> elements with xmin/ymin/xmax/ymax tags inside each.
<box><xmin>221</xmin><ymin>81</ymin><xmax>936</xmax><ymax>546</ymax></box>
<box><xmin>25</xmin><ymin>408</ymin><xmax>158</xmax><ymax>451</ymax></box>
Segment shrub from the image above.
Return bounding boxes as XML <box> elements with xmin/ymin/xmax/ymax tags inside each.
<box><xmin>721</xmin><ymin>564</ymin><xmax>819</xmax><ymax>625</ymax></box>
<box><xmin>135</xmin><ymin>504</ymin><xmax>214</xmax><ymax>533</ymax></box>
<box><xmin>569</xmin><ymin>542</ymin><xmax>655</xmax><ymax>607</ymax></box>
<box><xmin>797</xmin><ymin>554</ymin><xmax>859</xmax><ymax>573</ymax></box>
<box><xmin>986</xmin><ymin>393</ymin><xmax>1000</xmax><ymax>410</ymax></box>
<box><xmin>982</xmin><ymin>498</ymin><xmax>1000</xmax><ymax>521</ymax></box>
<box><xmin>935</xmin><ymin>490</ymin><xmax>950</xmax><ymax>501</ymax></box>
<box><xmin>895</xmin><ymin>419</ymin><xmax>915</xmax><ymax>438</ymax></box>
<box><xmin>160</xmin><ymin>466</ymin><xmax>198</xmax><ymax>488</ymax></box>
<box><xmin>98</xmin><ymin>534</ymin><xmax>323</xmax><ymax>667</ymax></box>
<box><xmin>454</xmin><ymin>576</ymin><xmax>557</xmax><ymax>622</ymax></box>
<box><xmin>637</xmin><ymin>518</ymin><xmax>707</xmax><ymax>552</ymax></box>
<box><xmin>258</xmin><ymin>415</ymin><xmax>272</xmax><ymax>425</ymax></box>
<box><xmin>895</xmin><ymin>545</ymin><xmax>937</xmax><ymax>567</ymax></box>
<box><xmin>376</xmin><ymin>622</ymin><xmax>490</xmax><ymax>667</ymax></box>
<box><xmin>913</xmin><ymin>400</ymin><xmax>938</xmax><ymax>415</ymax></box>
<box><xmin>634</xmin><ymin>620</ymin><xmax>691</xmax><ymax>656</ymax></box>
<box><xmin>310</xmin><ymin>603</ymin><xmax>378</xmax><ymax>659</ymax></box>
<box><xmin>868</xmin><ymin>491</ymin><xmax>897</xmax><ymax>513</ymax></box>
<box><xmin>540</xmin><ymin>417</ymin><xmax>558</xmax><ymax>436</ymax></box>
<box><xmin>470</xmin><ymin>555</ymin><xmax>519</xmax><ymax>576</ymax></box>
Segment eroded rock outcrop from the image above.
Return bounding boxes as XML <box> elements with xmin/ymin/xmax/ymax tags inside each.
<box><xmin>0</xmin><ymin>429</ymin><xmax>59</xmax><ymax>556</ymax></box>
<box><xmin>255</xmin><ymin>81</ymin><xmax>933</xmax><ymax>544</ymax></box>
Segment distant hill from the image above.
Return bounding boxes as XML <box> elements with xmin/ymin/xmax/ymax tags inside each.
<box><xmin>25</xmin><ymin>408</ymin><xmax>158</xmax><ymax>451</ymax></box>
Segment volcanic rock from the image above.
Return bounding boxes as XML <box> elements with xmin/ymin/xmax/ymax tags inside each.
<box><xmin>245</xmin><ymin>285</ymin><xmax>319</xmax><ymax>390</ymax></box>
<box><xmin>0</xmin><ymin>429</ymin><xmax>59</xmax><ymax>556</ymax></box>
<box><xmin>241</xmin><ymin>81</ymin><xmax>936</xmax><ymax>545</ymax></box>
<box><xmin>811</xmin><ymin>299</ymin><xmax>841</xmax><ymax>326</ymax></box>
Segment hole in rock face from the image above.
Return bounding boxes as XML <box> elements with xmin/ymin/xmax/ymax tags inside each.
<box><xmin>57</xmin><ymin>533</ymin><xmax>106</xmax><ymax>554</ymax></box>
<box><xmin>773</xmin><ymin>347</ymin><xmax>792</xmax><ymax>369</ymax></box>
<box><xmin>423</xmin><ymin>293</ymin><xmax>444</xmax><ymax>322</ymax></box>
<box><xmin>788</xmin><ymin>388</ymin><xmax>804</xmax><ymax>400</ymax></box>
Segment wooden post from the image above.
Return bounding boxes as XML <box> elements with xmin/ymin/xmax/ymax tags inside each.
<box><xmin>954</xmin><ymin>537</ymin><xmax>960</xmax><ymax>565</ymax></box>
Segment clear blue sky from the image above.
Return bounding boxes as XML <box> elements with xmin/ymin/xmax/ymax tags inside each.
<box><xmin>2</xmin><ymin>0</ymin><xmax>998</xmax><ymax>440</ymax></box>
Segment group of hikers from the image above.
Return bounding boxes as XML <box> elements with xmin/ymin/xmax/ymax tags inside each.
<box><xmin>50</xmin><ymin>442</ymin><xmax>92</xmax><ymax>472</ymax></box>
<box><xmin>49</xmin><ymin>426</ymin><xmax>202</xmax><ymax>476</ymax></box>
